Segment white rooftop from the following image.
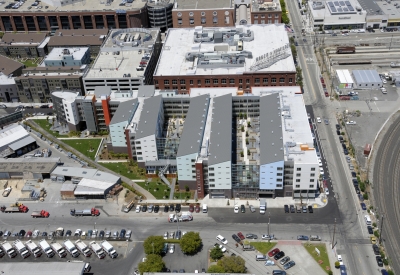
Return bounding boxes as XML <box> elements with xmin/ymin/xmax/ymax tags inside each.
<box><xmin>336</xmin><ymin>69</ymin><xmax>354</xmax><ymax>84</ymax></box>
<box><xmin>0</xmin><ymin>72</ymin><xmax>16</xmax><ymax>85</ymax></box>
<box><xmin>52</xmin><ymin>91</ymin><xmax>80</xmax><ymax>103</ymax></box>
<box><xmin>155</xmin><ymin>24</ymin><xmax>295</xmax><ymax>76</ymax></box>
<box><xmin>46</xmin><ymin>48</ymin><xmax>89</xmax><ymax>62</ymax></box>
<box><xmin>0</xmin><ymin>124</ymin><xmax>29</xmax><ymax>149</ymax></box>
<box><xmin>74</xmin><ymin>178</ymin><xmax>116</xmax><ymax>195</ymax></box>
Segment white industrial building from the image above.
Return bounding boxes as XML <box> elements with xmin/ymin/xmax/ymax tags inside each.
<box><xmin>352</xmin><ymin>70</ymin><xmax>382</xmax><ymax>88</ymax></box>
<box><xmin>52</xmin><ymin>166</ymin><xmax>121</xmax><ymax>199</ymax></box>
<box><xmin>0</xmin><ymin>124</ymin><xmax>38</xmax><ymax>158</ymax></box>
<box><xmin>336</xmin><ymin>69</ymin><xmax>354</xmax><ymax>89</ymax></box>
<box><xmin>0</xmin><ymin>262</ymin><xmax>86</xmax><ymax>275</ymax></box>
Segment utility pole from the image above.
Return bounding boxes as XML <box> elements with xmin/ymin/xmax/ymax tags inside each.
<box><xmin>268</xmin><ymin>212</ymin><xmax>271</xmax><ymax>242</ymax></box>
<box><xmin>379</xmin><ymin>215</ymin><xmax>384</xmax><ymax>245</ymax></box>
<box><xmin>332</xmin><ymin>218</ymin><xmax>336</xmax><ymax>249</ymax></box>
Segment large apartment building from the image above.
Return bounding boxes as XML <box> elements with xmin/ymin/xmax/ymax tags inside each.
<box><xmin>153</xmin><ymin>24</ymin><xmax>296</xmax><ymax>94</ymax></box>
<box><xmin>0</xmin><ymin>33</ymin><xmax>48</xmax><ymax>58</ymax></box>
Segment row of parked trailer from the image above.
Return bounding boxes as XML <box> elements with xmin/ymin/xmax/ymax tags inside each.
<box><xmin>0</xmin><ymin>239</ymin><xmax>117</xmax><ymax>259</ymax></box>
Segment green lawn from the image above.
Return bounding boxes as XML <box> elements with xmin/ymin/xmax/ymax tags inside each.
<box><xmin>62</xmin><ymin>138</ymin><xmax>102</xmax><ymax>160</ymax></box>
<box><xmin>136</xmin><ymin>180</ymin><xmax>171</xmax><ymax>199</ymax></box>
<box><xmin>250</xmin><ymin>242</ymin><xmax>276</xmax><ymax>254</ymax></box>
<box><xmin>100</xmin><ymin>162</ymin><xmax>144</xmax><ymax>180</ymax></box>
<box><xmin>20</xmin><ymin>59</ymin><xmax>38</xmax><ymax>67</ymax></box>
<box><xmin>33</xmin><ymin>119</ymin><xmax>68</xmax><ymax>138</ymax></box>
<box><xmin>303</xmin><ymin>243</ymin><xmax>331</xmax><ymax>274</ymax></box>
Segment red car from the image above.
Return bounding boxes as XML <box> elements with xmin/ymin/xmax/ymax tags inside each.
<box><xmin>194</xmin><ymin>204</ymin><xmax>200</xmax><ymax>213</ymax></box>
<box><xmin>189</xmin><ymin>204</ymin><xmax>194</xmax><ymax>213</ymax></box>
<box><xmin>26</xmin><ymin>231</ymin><xmax>32</xmax><ymax>238</ymax></box>
<box><xmin>237</xmin><ymin>232</ymin><xmax>245</xmax><ymax>240</ymax></box>
<box><xmin>268</xmin><ymin>248</ymin><xmax>280</xmax><ymax>257</ymax></box>
<box><xmin>325</xmin><ymin>91</ymin><xmax>329</xmax><ymax>97</ymax></box>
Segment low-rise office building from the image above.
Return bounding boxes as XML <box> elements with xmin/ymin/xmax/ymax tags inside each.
<box><xmin>0</xmin><ymin>33</ymin><xmax>48</xmax><ymax>58</ymax></box>
<box><xmin>0</xmin><ymin>124</ymin><xmax>38</xmax><ymax>158</ymax></box>
<box><xmin>44</xmin><ymin>48</ymin><xmax>90</xmax><ymax>67</ymax></box>
<box><xmin>153</xmin><ymin>24</ymin><xmax>296</xmax><ymax>94</ymax></box>
<box><xmin>250</xmin><ymin>0</ymin><xmax>282</xmax><ymax>24</ymax></box>
<box><xmin>0</xmin><ymin>73</ymin><xmax>19</xmax><ymax>103</ymax></box>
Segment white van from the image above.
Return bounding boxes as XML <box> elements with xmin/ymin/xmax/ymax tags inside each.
<box><xmin>202</xmin><ymin>204</ymin><xmax>208</xmax><ymax>213</ymax></box>
<box><xmin>256</xmin><ymin>254</ymin><xmax>267</xmax><ymax>261</ymax></box>
<box><xmin>364</xmin><ymin>215</ymin><xmax>372</xmax><ymax>226</ymax></box>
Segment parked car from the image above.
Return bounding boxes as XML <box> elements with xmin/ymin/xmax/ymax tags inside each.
<box><xmin>284</xmin><ymin>205</ymin><xmax>289</xmax><ymax>213</ymax></box>
<box><xmin>120</xmin><ymin>229</ymin><xmax>126</xmax><ymax>238</ymax></box>
<box><xmin>240</xmin><ymin>205</ymin><xmax>245</xmax><ymax>213</ymax></box>
<box><xmin>147</xmin><ymin>205</ymin><xmax>153</xmax><ymax>213</ymax></box>
<box><xmin>169</xmin><ymin>204</ymin><xmax>175</xmax><ymax>212</ymax></box>
<box><xmin>175</xmin><ymin>204</ymin><xmax>181</xmax><ymax>212</ymax></box>
<box><xmin>346</xmin><ymin>121</ymin><xmax>357</xmax><ymax>125</ymax></box>
<box><xmin>361</xmin><ymin>203</ymin><xmax>367</xmax><ymax>210</ymax></box>
<box><xmin>376</xmin><ymin>256</ymin><xmax>383</xmax><ymax>267</ymax></box>
<box><xmin>316</xmin><ymin>117</ymin><xmax>322</xmax><ymax>123</ymax></box>
<box><xmin>154</xmin><ymin>205</ymin><xmax>160</xmax><ymax>213</ymax></box>
<box><xmin>169</xmin><ymin>232</ymin><xmax>175</xmax><ymax>239</ymax></box>
<box><xmin>19</xmin><ymin>229</ymin><xmax>26</xmax><ymax>237</ymax></box>
<box><xmin>169</xmin><ymin>244</ymin><xmax>175</xmax><ymax>254</ymax></box>
<box><xmin>372</xmin><ymin>244</ymin><xmax>380</xmax><ymax>255</ymax></box>
<box><xmin>268</xmin><ymin>248</ymin><xmax>280</xmax><ymax>257</ymax></box>
<box><xmin>308</xmin><ymin>206</ymin><xmax>313</xmax><ymax>213</ymax></box>
<box><xmin>297</xmin><ymin>235</ymin><xmax>309</xmax><ymax>241</ymax></box>
<box><xmin>142</xmin><ymin>205</ymin><xmax>147</xmax><ymax>212</ymax></box>
<box><xmin>99</xmin><ymin>231</ymin><xmax>105</xmax><ymax>238</ymax></box>
<box><xmin>262</xmin><ymin>234</ymin><xmax>275</xmax><ymax>240</ymax></box>
<box><xmin>234</xmin><ymin>205</ymin><xmax>239</xmax><ymax>213</ymax></box>
<box><xmin>237</xmin><ymin>232</ymin><xmax>245</xmax><ymax>240</ymax></box>
<box><xmin>232</xmin><ymin>234</ymin><xmax>241</xmax><ymax>243</ymax></box>
<box><xmin>249</xmin><ymin>205</ymin><xmax>256</xmax><ymax>213</ymax></box>
<box><xmin>274</xmin><ymin>251</ymin><xmax>285</xmax><ymax>260</ymax></box>
<box><xmin>164</xmin><ymin>205</ymin><xmax>169</xmax><ymax>212</ymax></box>
<box><xmin>367</xmin><ymin>226</ymin><xmax>374</xmax><ymax>235</ymax></box>
<box><xmin>188</xmin><ymin>204</ymin><xmax>194</xmax><ymax>212</ymax></box>
<box><xmin>175</xmin><ymin>230</ymin><xmax>182</xmax><ymax>240</ymax></box>
<box><xmin>26</xmin><ymin>231</ymin><xmax>32</xmax><ymax>238</ymax></box>
<box><xmin>290</xmin><ymin>205</ymin><xmax>295</xmax><ymax>213</ymax></box>
<box><xmin>280</xmin><ymin>256</ymin><xmax>290</xmax><ymax>265</ymax></box>
<box><xmin>136</xmin><ymin>205</ymin><xmax>142</xmax><ymax>213</ymax></box>
<box><xmin>195</xmin><ymin>204</ymin><xmax>200</xmax><ymax>213</ymax></box>
<box><xmin>246</xmin><ymin>233</ymin><xmax>258</xmax><ymax>239</ymax></box>
<box><xmin>283</xmin><ymin>261</ymin><xmax>296</xmax><ymax>270</ymax></box>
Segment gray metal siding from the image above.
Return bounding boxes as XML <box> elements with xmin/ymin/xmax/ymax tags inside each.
<box><xmin>82</xmin><ymin>101</ymin><xmax>97</xmax><ymax>132</ymax></box>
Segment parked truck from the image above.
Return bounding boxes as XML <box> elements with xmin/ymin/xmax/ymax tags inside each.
<box><xmin>390</xmin><ymin>62</ymin><xmax>400</xmax><ymax>68</ymax></box>
<box><xmin>31</xmin><ymin>210</ymin><xmax>50</xmax><ymax>218</ymax></box>
<box><xmin>39</xmin><ymin>239</ymin><xmax>55</xmax><ymax>258</ymax></box>
<box><xmin>25</xmin><ymin>240</ymin><xmax>42</xmax><ymax>257</ymax></box>
<box><xmin>13</xmin><ymin>239</ymin><xmax>30</xmax><ymax>258</ymax></box>
<box><xmin>0</xmin><ymin>246</ymin><xmax>5</xmax><ymax>257</ymax></box>
<box><xmin>70</xmin><ymin>208</ymin><xmax>100</xmax><ymax>216</ymax></box>
<box><xmin>63</xmin><ymin>239</ymin><xmax>80</xmax><ymax>257</ymax></box>
<box><xmin>1</xmin><ymin>241</ymin><xmax>17</xmax><ymax>258</ymax></box>
<box><xmin>101</xmin><ymin>240</ymin><xmax>118</xmax><ymax>258</ymax></box>
<box><xmin>75</xmin><ymin>240</ymin><xmax>92</xmax><ymax>257</ymax></box>
<box><xmin>123</xmin><ymin>200</ymin><xmax>135</xmax><ymax>213</ymax></box>
<box><xmin>51</xmin><ymin>242</ymin><xmax>67</xmax><ymax>258</ymax></box>
<box><xmin>89</xmin><ymin>241</ymin><xmax>106</xmax><ymax>259</ymax></box>
<box><xmin>178</xmin><ymin>211</ymin><xmax>193</xmax><ymax>222</ymax></box>
<box><xmin>259</xmin><ymin>199</ymin><xmax>266</xmax><ymax>214</ymax></box>
<box><xmin>1</xmin><ymin>203</ymin><xmax>28</xmax><ymax>213</ymax></box>
<box><xmin>2</xmin><ymin>187</ymin><xmax>11</xmax><ymax>197</ymax></box>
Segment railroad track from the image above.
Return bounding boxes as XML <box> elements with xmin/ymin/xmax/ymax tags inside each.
<box><xmin>373</xmin><ymin>117</ymin><xmax>400</xmax><ymax>273</ymax></box>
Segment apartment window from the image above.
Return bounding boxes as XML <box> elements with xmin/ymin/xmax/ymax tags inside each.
<box><xmin>297</xmin><ymin>168</ymin><xmax>301</xmax><ymax>171</ymax></box>
<box><xmin>230</xmin><ymin>79</ymin><xmax>235</xmax><ymax>84</ymax></box>
<box><xmin>173</xmin><ymin>86</ymin><xmax>178</xmax><ymax>90</ymax></box>
<box><xmin>254</xmin><ymin>20</ymin><xmax>258</xmax><ymax>24</ymax></box>
<box><xmin>190</xmin><ymin>80</ymin><xmax>193</xmax><ymax>85</ymax></box>
<box><xmin>311</xmin><ymin>168</ymin><xmax>315</xmax><ymax>171</ymax></box>
<box><xmin>225</xmin><ymin>16</ymin><xmax>229</xmax><ymax>24</ymax></box>
<box><xmin>205</xmin><ymin>79</ymin><xmax>210</xmax><ymax>84</ymax></box>
<box><xmin>310</xmin><ymin>179</ymin><xmax>315</xmax><ymax>183</ymax></box>
<box><xmin>268</xmin><ymin>20</ymin><xmax>272</xmax><ymax>24</ymax></box>
<box><xmin>309</xmin><ymin>185</ymin><xmax>314</xmax><ymax>188</ymax></box>
<box><xmin>277</xmin><ymin>173</ymin><xmax>282</xmax><ymax>176</ymax></box>
<box><xmin>209</xmin><ymin>179</ymin><xmax>215</xmax><ymax>182</ymax></box>
<box><xmin>209</xmin><ymin>173</ymin><xmax>214</xmax><ymax>176</ymax></box>
<box><xmin>213</xmin><ymin>17</ymin><xmax>218</xmax><ymax>24</ymax></box>
<box><xmin>210</xmin><ymin>184</ymin><xmax>215</xmax><ymax>188</ymax></box>
<box><xmin>310</xmin><ymin>173</ymin><xmax>315</xmax><ymax>177</ymax></box>
<box><xmin>254</xmin><ymin>15</ymin><xmax>258</xmax><ymax>18</ymax></box>
<box><xmin>178</xmin><ymin>19</ymin><xmax>182</xmax><ymax>25</ymax></box>
<box><xmin>279</xmin><ymin>78</ymin><xmax>285</xmax><ymax>83</ymax></box>
<box><xmin>277</xmin><ymin>167</ymin><xmax>283</xmax><ymax>170</ymax></box>
<box><xmin>274</xmin><ymin>19</ymin><xmax>279</xmax><ymax>23</ymax></box>
<box><xmin>198</xmin><ymin>80</ymin><xmax>201</xmax><ymax>85</ymax></box>
<box><xmin>136</xmin><ymin>141</ymin><xmax>141</xmax><ymax>144</ymax></box>
<box><xmin>239</xmin><ymin>79</ymin><xmax>243</xmax><ymax>84</ymax></box>
<box><xmin>261</xmin><ymin>15</ymin><xmax>265</xmax><ymax>18</ymax></box>
<box><xmin>239</xmin><ymin>85</ymin><xmax>242</xmax><ymax>89</ymax></box>
<box><xmin>201</xmin><ymin>17</ymin><xmax>206</xmax><ymax>24</ymax></box>
<box><xmin>246</xmin><ymin>79</ymin><xmax>250</xmax><ymax>84</ymax></box>
<box><xmin>275</xmin><ymin>14</ymin><xmax>279</xmax><ymax>18</ymax></box>
<box><xmin>181</xmin><ymin>86</ymin><xmax>186</xmax><ymax>90</ymax></box>
<box><xmin>295</xmin><ymin>184</ymin><xmax>300</xmax><ymax>188</ymax></box>
<box><xmin>213</xmin><ymin>79</ymin><xmax>218</xmax><ymax>84</ymax></box>
<box><xmin>277</xmin><ymin>179</ymin><xmax>282</xmax><ymax>182</ymax></box>
<box><xmin>190</xmin><ymin>18</ymin><xmax>194</xmax><ymax>25</ymax></box>
<box><xmin>271</xmin><ymin>78</ymin><xmax>276</xmax><ymax>83</ymax></box>
<box><xmin>296</xmin><ymin>173</ymin><xmax>301</xmax><ymax>177</ymax></box>
<box><xmin>268</xmin><ymin>14</ymin><xmax>272</xmax><ymax>18</ymax></box>
<box><xmin>221</xmin><ymin>79</ymin><xmax>227</xmax><ymax>84</ymax></box>
<box><xmin>164</xmin><ymin>80</ymin><xmax>169</xmax><ymax>85</ymax></box>
<box><xmin>296</xmin><ymin>179</ymin><xmax>300</xmax><ymax>182</ymax></box>
<box><xmin>261</xmin><ymin>20</ymin><xmax>265</xmax><ymax>24</ymax></box>
<box><xmin>165</xmin><ymin>86</ymin><xmax>170</xmax><ymax>89</ymax></box>
<box><xmin>191</xmin><ymin>159</ymin><xmax>195</xmax><ymax>162</ymax></box>
<box><xmin>276</xmin><ymin>184</ymin><xmax>282</xmax><ymax>187</ymax></box>
<box><xmin>263</xmin><ymin>78</ymin><xmax>268</xmax><ymax>83</ymax></box>
<box><xmin>209</xmin><ymin>167</ymin><xmax>214</xmax><ymax>171</ymax></box>
<box><xmin>289</xmin><ymin>78</ymin><xmax>293</xmax><ymax>83</ymax></box>
<box><xmin>255</xmin><ymin>78</ymin><xmax>260</xmax><ymax>83</ymax></box>
<box><xmin>180</xmin><ymin>79</ymin><xmax>185</xmax><ymax>85</ymax></box>
<box><xmin>172</xmin><ymin>80</ymin><xmax>177</xmax><ymax>85</ymax></box>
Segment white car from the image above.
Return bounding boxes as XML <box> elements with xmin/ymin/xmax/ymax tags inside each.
<box><xmin>216</xmin><ymin>235</ymin><xmax>228</xmax><ymax>244</ymax></box>
<box><xmin>318</xmin><ymin>159</ymin><xmax>323</xmax><ymax>167</ymax></box>
<box><xmin>234</xmin><ymin>205</ymin><xmax>239</xmax><ymax>213</ymax></box>
<box><xmin>135</xmin><ymin>205</ymin><xmax>141</xmax><ymax>213</ymax></box>
<box><xmin>219</xmin><ymin>245</ymin><xmax>227</xmax><ymax>252</ymax></box>
<box><xmin>381</xmin><ymin>87</ymin><xmax>387</xmax><ymax>94</ymax></box>
<box><xmin>163</xmin><ymin>232</ymin><xmax>168</xmax><ymax>240</ymax></box>
<box><xmin>316</xmin><ymin>117</ymin><xmax>322</xmax><ymax>123</ymax></box>
<box><xmin>319</xmin><ymin>167</ymin><xmax>324</xmax><ymax>175</ymax></box>
<box><xmin>169</xmin><ymin>244</ymin><xmax>175</xmax><ymax>254</ymax></box>
<box><xmin>346</xmin><ymin>121</ymin><xmax>357</xmax><ymax>125</ymax></box>
<box><xmin>32</xmin><ymin>230</ymin><xmax>40</xmax><ymax>238</ymax></box>
<box><xmin>381</xmin><ymin>78</ymin><xmax>387</xmax><ymax>84</ymax></box>
<box><xmin>74</xmin><ymin>229</ymin><xmax>82</xmax><ymax>236</ymax></box>
<box><xmin>325</xmin><ymin>188</ymin><xmax>329</xmax><ymax>195</ymax></box>
<box><xmin>337</xmin><ymin>255</ymin><xmax>344</xmax><ymax>265</ymax></box>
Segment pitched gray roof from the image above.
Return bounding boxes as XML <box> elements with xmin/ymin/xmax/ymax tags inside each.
<box><xmin>93</xmin><ymin>86</ymin><xmax>111</xmax><ymax>98</ymax></box>
<box><xmin>0</xmin><ymin>157</ymin><xmax>60</xmax><ymax>173</ymax></box>
<box><xmin>0</xmin><ymin>55</ymin><xmax>24</xmax><ymax>76</ymax></box>
<box><xmin>110</xmin><ymin>99</ymin><xmax>138</xmax><ymax>125</ymax></box>
<box><xmin>53</xmin><ymin>29</ymin><xmax>109</xmax><ymax>36</ymax></box>
<box><xmin>177</xmin><ymin>94</ymin><xmax>210</xmax><ymax>157</ymax></box>
<box><xmin>259</xmin><ymin>94</ymin><xmax>284</xmax><ymax>164</ymax></box>
<box><xmin>352</xmin><ymin>70</ymin><xmax>381</xmax><ymax>84</ymax></box>
<box><xmin>1</xmin><ymin>33</ymin><xmax>46</xmax><ymax>44</ymax></box>
<box><xmin>208</xmin><ymin>94</ymin><xmax>232</xmax><ymax>166</ymax></box>
<box><xmin>138</xmin><ymin>85</ymin><xmax>156</xmax><ymax>97</ymax></box>
<box><xmin>8</xmin><ymin>136</ymin><xmax>36</xmax><ymax>150</ymax></box>
<box><xmin>135</xmin><ymin>95</ymin><xmax>163</xmax><ymax>139</ymax></box>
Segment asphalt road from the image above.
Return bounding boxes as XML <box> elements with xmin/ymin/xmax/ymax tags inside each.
<box><xmin>372</xmin><ymin>115</ymin><xmax>400</xmax><ymax>274</ymax></box>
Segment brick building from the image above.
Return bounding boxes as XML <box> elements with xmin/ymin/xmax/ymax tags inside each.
<box><xmin>250</xmin><ymin>0</ymin><xmax>282</xmax><ymax>24</ymax></box>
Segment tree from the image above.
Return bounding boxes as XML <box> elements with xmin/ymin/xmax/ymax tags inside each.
<box><xmin>363</xmin><ymin>193</ymin><xmax>369</xmax><ymax>200</ymax></box>
<box><xmin>143</xmin><ymin>236</ymin><xmax>165</xmax><ymax>255</ymax></box>
<box><xmin>185</xmin><ymin>185</ymin><xmax>190</xmax><ymax>192</ymax></box>
<box><xmin>210</xmin><ymin>246</ymin><xmax>224</xmax><ymax>261</ymax></box>
<box><xmin>138</xmin><ymin>254</ymin><xmax>165</xmax><ymax>274</ymax></box>
<box><xmin>217</xmin><ymin>256</ymin><xmax>246</xmax><ymax>273</ymax></box>
<box><xmin>180</xmin><ymin>231</ymin><xmax>202</xmax><ymax>255</ymax></box>
<box><xmin>207</xmin><ymin>265</ymin><xmax>225</xmax><ymax>273</ymax></box>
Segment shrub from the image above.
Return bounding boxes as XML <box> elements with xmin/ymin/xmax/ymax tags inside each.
<box><xmin>335</xmin><ymin>261</ymin><xmax>340</xmax><ymax>268</ymax></box>
<box><xmin>373</xmin><ymin>222</ymin><xmax>377</xmax><ymax>228</ymax></box>
<box><xmin>363</xmin><ymin>193</ymin><xmax>369</xmax><ymax>200</ymax></box>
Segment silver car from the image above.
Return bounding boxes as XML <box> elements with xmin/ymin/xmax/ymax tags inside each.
<box><xmin>249</xmin><ymin>205</ymin><xmax>256</xmax><ymax>213</ymax></box>
<box><xmin>280</xmin><ymin>256</ymin><xmax>290</xmax><ymax>265</ymax></box>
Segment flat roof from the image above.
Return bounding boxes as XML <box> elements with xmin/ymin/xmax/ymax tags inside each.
<box><xmin>0</xmin><ymin>124</ymin><xmax>29</xmax><ymax>149</ymax></box>
<box><xmin>135</xmin><ymin>95</ymin><xmax>163</xmax><ymax>139</ymax></box>
<box><xmin>48</xmin><ymin>36</ymin><xmax>105</xmax><ymax>48</ymax></box>
<box><xmin>0</xmin><ymin>72</ymin><xmax>16</xmax><ymax>85</ymax></box>
<box><xmin>85</xmin><ymin>28</ymin><xmax>159</xmax><ymax>79</ymax></box>
<box><xmin>46</xmin><ymin>47</ymin><xmax>89</xmax><ymax>61</ymax></box>
<box><xmin>1</xmin><ymin>33</ymin><xmax>46</xmax><ymax>44</ymax></box>
<box><xmin>174</xmin><ymin>0</ymin><xmax>232</xmax><ymax>10</ymax></box>
<box><xmin>177</xmin><ymin>94</ymin><xmax>210</xmax><ymax>157</ymax></box>
<box><xmin>376</xmin><ymin>1</ymin><xmax>400</xmax><ymax>18</ymax></box>
<box><xmin>259</xmin><ymin>94</ymin><xmax>284</xmax><ymax>164</ymax></box>
<box><xmin>0</xmin><ymin>55</ymin><xmax>24</xmax><ymax>76</ymax></box>
<box><xmin>110</xmin><ymin>99</ymin><xmax>138</xmax><ymax>125</ymax></box>
<box><xmin>53</xmin><ymin>29</ymin><xmax>109</xmax><ymax>36</ymax></box>
<box><xmin>336</xmin><ymin>69</ymin><xmax>354</xmax><ymax>84</ymax></box>
<box><xmin>138</xmin><ymin>85</ymin><xmax>156</xmax><ymax>97</ymax></box>
<box><xmin>155</xmin><ymin>24</ymin><xmax>295</xmax><ymax>77</ymax></box>
<box><xmin>74</xmin><ymin>178</ymin><xmax>116</xmax><ymax>195</ymax></box>
<box><xmin>8</xmin><ymin>135</ymin><xmax>36</xmax><ymax>150</ymax></box>
<box><xmin>51</xmin><ymin>166</ymin><xmax>120</xmax><ymax>183</ymax></box>
<box><xmin>13</xmin><ymin>0</ymin><xmax>145</xmax><ymax>12</ymax></box>
<box><xmin>0</xmin><ymin>262</ymin><xmax>85</xmax><ymax>275</ymax></box>
<box><xmin>0</xmin><ymin>157</ymin><xmax>60</xmax><ymax>173</ymax></box>
<box><xmin>52</xmin><ymin>91</ymin><xmax>80</xmax><ymax>103</ymax></box>
<box><xmin>208</xmin><ymin>93</ymin><xmax>232</xmax><ymax>165</ymax></box>
<box><xmin>352</xmin><ymin>70</ymin><xmax>382</xmax><ymax>84</ymax></box>
<box><xmin>251</xmin><ymin>0</ymin><xmax>281</xmax><ymax>12</ymax></box>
